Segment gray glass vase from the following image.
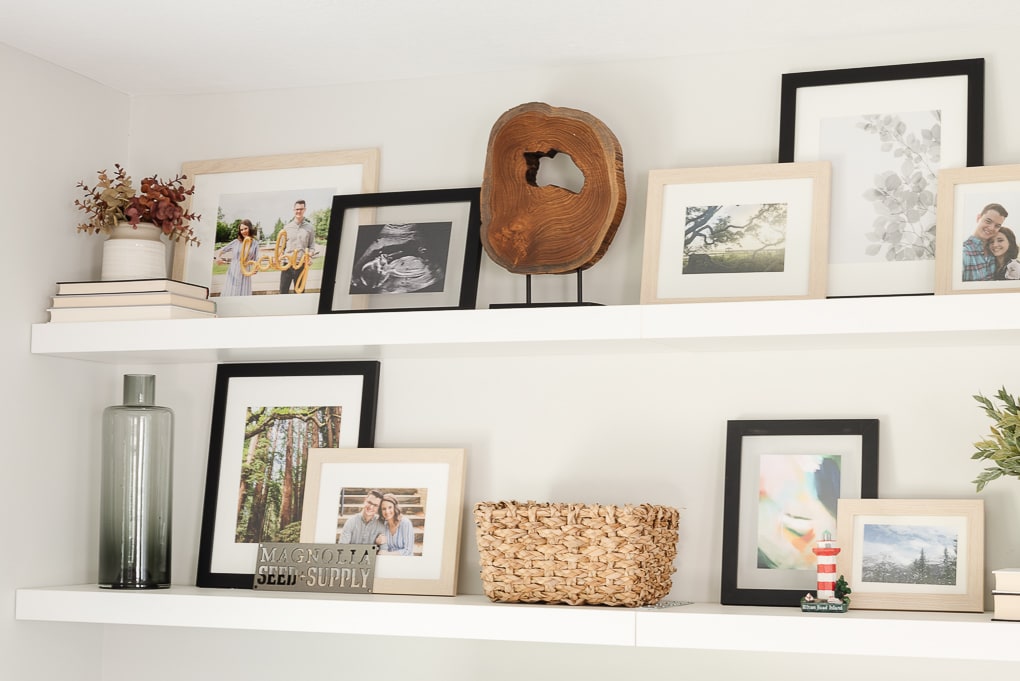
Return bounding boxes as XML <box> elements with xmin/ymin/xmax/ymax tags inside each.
<box><xmin>99</xmin><ymin>374</ymin><xmax>173</xmax><ymax>588</ymax></box>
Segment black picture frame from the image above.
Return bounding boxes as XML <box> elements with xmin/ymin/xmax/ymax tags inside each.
<box><xmin>721</xmin><ymin>419</ymin><xmax>879</xmax><ymax>607</ymax></box>
<box><xmin>197</xmin><ymin>361</ymin><xmax>380</xmax><ymax>589</ymax></box>
<box><xmin>317</xmin><ymin>187</ymin><xmax>482</xmax><ymax>313</ymax></box>
<box><xmin>779</xmin><ymin>58</ymin><xmax>984</xmax><ymax>298</ymax></box>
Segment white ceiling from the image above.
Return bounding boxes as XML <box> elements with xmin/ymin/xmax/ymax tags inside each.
<box><xmin>3</xmin><ymin>0</ymin><xmax>1019</xmax><ymax>96</ymax></box>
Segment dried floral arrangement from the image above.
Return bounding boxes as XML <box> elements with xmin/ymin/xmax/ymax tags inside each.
<box><xmin>971</xmin><ymin>387</ymin><xmax>1020</xmax><ymax>491</ymax></box>
<box><xmin>75</xmin><ymin>164</ymin><xmax>201</xmax><ymax>245</ymax></box>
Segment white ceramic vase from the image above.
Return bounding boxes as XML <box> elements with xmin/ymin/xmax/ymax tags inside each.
<box><xmin>101</xmin><ymin>222</ymin><xmax>167</xmax><ymax>281</ymax></box>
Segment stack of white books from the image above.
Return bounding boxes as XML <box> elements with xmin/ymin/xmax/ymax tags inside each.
<box><xmin>48</xmin><ymin>278</ymin><xmax>215</xmax><ymax>322</ymax></box>
<box><xmin>992</xmin><ymin>567</ymin><xmax>1020</xmax><ymax>622</ymax></box>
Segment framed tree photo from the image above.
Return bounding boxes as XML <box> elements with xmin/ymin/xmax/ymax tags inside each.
<box><xmin>640</xmin><ymin>162</ymin><xmax>831</xmax><ymax>304</ymax></box>
<box><xmin>779</xmin><ymin>59</ymin><xmax>984</xmax><ymax>297</ymax></box>
<box><xmin>197</xmin><ymin>361</ymin><xmax>380</xmax><ymax>589</ymax></box>
<box><xmin>837</xmin><ymin>498</ymin><xmax>984</xmax><ymax>612</ymax></box>
<box><xmin>721</xmin><ymin>419</ymin><xmax>879</xmax><ymax>607</ymax></box>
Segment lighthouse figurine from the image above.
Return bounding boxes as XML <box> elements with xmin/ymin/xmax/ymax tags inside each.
<box><xmin>800</xmin><ymin>530</ymin><xmax>851</xmax><ymax>613</ymax></box>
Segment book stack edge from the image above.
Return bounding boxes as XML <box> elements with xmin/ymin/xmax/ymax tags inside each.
<box><xmin>48</xmin><ymin>279</ymin><xmax>215</xmax><ymax>322</ymax></box>
<box><xmin>992</xmin><ymin>568</ymin><xmax>1020</xmax><ymax>622</ymax></box>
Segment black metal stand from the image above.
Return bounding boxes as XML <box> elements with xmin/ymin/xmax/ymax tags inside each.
<box><xmin>489</xmin><ymin>270</ymin><xmax>602</xmax><ymax>309</ymax></box>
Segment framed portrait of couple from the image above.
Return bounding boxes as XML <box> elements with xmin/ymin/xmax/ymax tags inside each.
<box><xmin>173</xmin><ymin>149</ymin><xmax>380</xmax><ymax>317</ymax></box>
<box><xmin>935</xmin><ymin>164</ymin><xmax>1020</xmax><ymax>295</ymax></box>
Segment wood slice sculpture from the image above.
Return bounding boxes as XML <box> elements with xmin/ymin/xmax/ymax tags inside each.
<box><xmin>480</xmin><ymin>102</ymin><xmax>626</xmax><ymax>274</ymax></box>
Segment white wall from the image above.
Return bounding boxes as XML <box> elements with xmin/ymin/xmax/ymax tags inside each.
<box><xmin>7</xmin><ymin>18</ymin><xmax>1020</xmax><ymax>681</ymax></box>
<box><xmin>0</xmin><ymin>43</ymin><xmax>129</xmax><ymax>680</ymax></box>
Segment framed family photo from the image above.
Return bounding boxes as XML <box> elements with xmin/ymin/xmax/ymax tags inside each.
<box><xmin>196</xmin><ymin>361</ymin><xmax>381</xmax><ymax>589</ymax></box>
<box><xmin>721</xmin><ymin>419</ymin><xmax>879</xmax><ymax>607</ymax></box>
<box><xmin>318</xmin><ymin>188</ymin><xmax>482</xmax><ymax>313</ymax></box>
<box><xmin>935</xmin><ymin>164</ymin><xmax>1020</xmax><ymax>294</ymax></box>
<box><xmin>779</xmin><ymin>58</ymin><xmax>984</xmax><ymax>297</ymax></box>
<box><xmin>836</xmin><ymin>499</ymin><xmax>984</xmax><ymax>612</ymax></box>
<box><xmin>300</xmin><ymin>448</ymin><xmax>467</xmax><ymax>596</ymax></box>
<box><xmin>173</xmin><ymin>149</ymin><xmax>380</xmax><ymax>317</ymax></box>
<box><xmin>640</xmin><ymin>162</ymin><xmax>830</xmax><ymax>304</ymax></box>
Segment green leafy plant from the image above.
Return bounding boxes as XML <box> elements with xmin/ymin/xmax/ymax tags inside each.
<box><xmin>971</xmin><ymin>387</ymin><xmax>1020</xmax><ymax>491</ymax></box>
<box><xmin>75</xmin><ymin>164</ymin><xmax>201</xmax><ymax>245</ymax></box>
<box><xmin>834</xmin><ymin>575</ymin><xmax>852</xmax><ymax>604</ymax></box>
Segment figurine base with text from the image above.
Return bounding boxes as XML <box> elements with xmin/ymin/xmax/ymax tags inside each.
<box><xmin>801</xmin><ymin>574</ymin><xmax>852</xmax><ymax>613</ymax></box>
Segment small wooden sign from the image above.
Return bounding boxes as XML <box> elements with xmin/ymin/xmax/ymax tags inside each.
<box><xmin>253</xmin><ymin>543</ymin><xmax>377</xmax><ymax>594</ymax></box>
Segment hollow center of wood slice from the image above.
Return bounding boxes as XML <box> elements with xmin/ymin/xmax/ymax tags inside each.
<box><xmin>526</xmin><ymin>151</ymin><xmax>585</xmax><ymax>194</ymax></box>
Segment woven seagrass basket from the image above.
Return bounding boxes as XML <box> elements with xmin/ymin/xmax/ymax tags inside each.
<box><xmin>473</xmin><ymin>501</ymin><xmax>679</xmax><ymax>607</ymax></box>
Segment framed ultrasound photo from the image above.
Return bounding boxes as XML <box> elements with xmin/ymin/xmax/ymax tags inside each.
<box><xmin>318</xmin><ymin>188</ymin><xmax>482</xmax><ymax>313</ymax></box>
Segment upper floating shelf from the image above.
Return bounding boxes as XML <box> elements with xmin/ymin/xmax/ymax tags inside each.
<box><xmin>30</xmin><ymin>293</ymin><xmax>1020</xmax><ymax>364</ymax></box>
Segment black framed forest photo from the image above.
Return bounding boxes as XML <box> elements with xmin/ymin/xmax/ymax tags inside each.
<box><xmin>196</xmin><ymin>361</ymin><xmax>380</xmax><ymax>589</ymax></box>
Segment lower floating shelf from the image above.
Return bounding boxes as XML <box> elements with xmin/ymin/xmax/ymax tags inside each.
<box><xmin>15</xmin><ymin>585</ymin><xmax>634</xmax><ymax>646</ymax></box>
<box><xmin>15</xmin><ymin>585</ymin><xmax>1018</xmax><ymax>660</ymax></box>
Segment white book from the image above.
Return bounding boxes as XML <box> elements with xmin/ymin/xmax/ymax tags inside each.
<box><xmin>994</xmin><ymin>567</ymin><xmax>1020</xmax><ymax>593</ymax></box>
<box><xmin>55</xmin><ymin>278</ymin><xmax>209</xmax><ymax>299</ymax></box>
<box><xmin>992</xmin><ymin>590</ymin><xmax>1020</xmax><ymax>622</ymax></box>
<box><xmin>51</xmin><ymin>291</ymin><xmax>215</xmax><ymax>313</ymax></box>
<box><xmin>47</xmin><ymin>304</ymin><xmax>216</xmax><ymax>323</ymax></box>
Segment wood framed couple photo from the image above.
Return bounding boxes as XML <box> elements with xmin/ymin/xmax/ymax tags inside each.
<box><xmin>936</xmin><ymin>164</ymin><xmax>1020</xmax><ymax>295</ymax></box>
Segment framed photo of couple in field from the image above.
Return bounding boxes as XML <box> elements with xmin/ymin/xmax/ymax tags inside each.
<box><xmin>300</xmin><ymin>448</ymin><xmax>467</xmax><ymax>596</ymax></box>
<box><xmin>640</xmin><ymin>162</ymin><xmax>830</xmax><ymax>304</ymax></box>
<box><xmin>935</xmin><ymin>164</ymin><xmax>1020</xmax><ymax>294</ymax></box>
<box><xmin>196</xmin><ymin>361</ymin><xmax>380</xmax><ymax>589</ymax></box>
<box><xmin>173</xmin><ymin>149</ymin><xmax>380</xmax><ymax>317</ymax></box>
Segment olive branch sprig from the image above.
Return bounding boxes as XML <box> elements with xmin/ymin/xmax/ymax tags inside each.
<box><xmin>971</xmin><ymin>387</ymin><xmax>1020</xmax><ymax>491</ymax></box>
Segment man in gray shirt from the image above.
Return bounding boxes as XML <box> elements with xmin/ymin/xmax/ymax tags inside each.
<box><xmin>339</xmin><ymin>489</ymin><xmax>385</xmax><ymax>545</ymax></box>
<box><xmin>278</xmin><ymin>199</ymin><xmax>315</xmax><ymax>294</ymax></box>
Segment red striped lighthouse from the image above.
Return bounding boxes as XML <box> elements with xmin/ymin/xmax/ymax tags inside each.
<box><xmin>812</xmin><ymin>530</ymin><xmax>841</xmax><ymax>600</ymax></box>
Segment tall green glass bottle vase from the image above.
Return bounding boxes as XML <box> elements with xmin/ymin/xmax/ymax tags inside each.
<box><xmin>99</xmin><ymin>374</ymin><xmax>173</xmax><ymax>588</ymax></box>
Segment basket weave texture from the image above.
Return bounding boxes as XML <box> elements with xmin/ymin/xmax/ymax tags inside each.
<box><xmin>473</xmin><ymin>501</ymin><xmax>679</xmax><ymax>607</ymax></box>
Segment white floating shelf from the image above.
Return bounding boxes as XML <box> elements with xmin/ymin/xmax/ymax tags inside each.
<box><xmin>30</xmin><ymin>305</ymin><xmax>644</xmax><ymax>363</ymax></box>
<box><xmin>16</xmin><ymin>586</ymin><xmax>1017</xmax><ymax>660</ymax></box>
<box><xmin>15</xmin><ymin>586</ymin><xmax>635</xmax><ymax>646</ymax></box>
<box><xmin>30</xmin><ymin>293</ymin><xmax>1020</xmax><ymax>364</ymax></box>
<box><xmin>636</xmin><ymin>603</ymin><xmax>1020</xmax><ymax>661</ymax></box>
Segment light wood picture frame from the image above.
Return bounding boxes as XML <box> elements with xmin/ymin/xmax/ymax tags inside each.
<box><xmin>641</xmin><ymin>162</ymin><xmax>830</xmax><ymax>304</ymax></box>
<box><xmin>300</xmin><ymin>447</ymin><xmax>466</xmax><ymax>596</ymax></box>
<box><xmin>935</xmin><ymin>164</ymin><xmax>1020</xmax><ymax>294</ymax></box>
<box><xmin>836</xmin><ymin>498</ymin><xmax>984</xmax><ymax>612</ymax></box>
<box><xmin>173</xmin><ymin>149</ymin><xmax>380</xmax><ymax>317</ymax></box>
